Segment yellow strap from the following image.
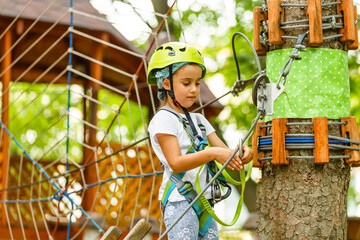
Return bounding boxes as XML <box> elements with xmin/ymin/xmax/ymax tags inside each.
<box><xmin>214</xmin><ymin>160</ymin><xmax>253</xmax><ymax>185</ymax></box>
<box><xmin>195</xmin><ymin>160</ymin><xmax>253</xmax><ymax>226</ymax></box>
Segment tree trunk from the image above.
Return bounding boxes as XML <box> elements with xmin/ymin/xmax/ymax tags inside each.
<box><xmin>151</xmin><ymin>0</ymin><xmax>170</xmax><ymax>27</ymax></box>
<box><xmin>256</xmin><ymin>0</ymin><xmax>351</xmax><ymax>238</ymax></box>
<box><xmin>257</xmin><ymin>120</ymin><xmax>350</xmax><ymax>239</ymax></box>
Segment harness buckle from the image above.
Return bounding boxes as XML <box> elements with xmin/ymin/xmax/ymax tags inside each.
<box><xmin>178</xmin><ymin>181</ymin><xmax>193</xmax><ymax>196</ymax></box>
<box><xmin>198</xmin><ymin>139</ymin><xmax>208</xmax><ymax>151</ymax></box>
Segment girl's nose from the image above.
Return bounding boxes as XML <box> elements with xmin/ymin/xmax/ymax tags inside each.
<box><xmin>190</xmin><ymin>83</ymin><xmax>198</xmax><ymax>92</ymax></box>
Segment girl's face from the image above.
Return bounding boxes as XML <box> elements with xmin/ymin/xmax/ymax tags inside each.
<box><xmin>164</xmin><ymin>64</ymin><xmax>202</xmax><ymax>109</ymax></box>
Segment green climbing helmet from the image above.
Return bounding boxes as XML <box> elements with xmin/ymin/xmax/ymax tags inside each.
<box><xmin>147</xmin><ymin>42</ymin><xmax>206</xmax><ymax>85</ymax></box>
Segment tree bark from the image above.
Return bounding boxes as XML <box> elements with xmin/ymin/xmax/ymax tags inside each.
<box><xmin>257</xmin><ymin>120</ymin><xmax>350</xmax><ymax>239</ymax></box>
<box><xmin>256</xmin><ymin>0</ymin><xmax>351</xmax><ymax>239</ymax></box>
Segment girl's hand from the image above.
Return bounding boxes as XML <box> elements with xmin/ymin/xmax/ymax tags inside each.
<box><xmin>208</xmin><ymin>147</ymin><xmax>243</xmax><ymax>171</ymax></box>
<box><xmin>240</xmin><ymin>144</ymin><xmax>253</xmax><ymax>165</ymax></box>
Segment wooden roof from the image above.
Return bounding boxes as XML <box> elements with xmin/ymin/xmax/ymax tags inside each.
<box><xmin>0</xmin><ymin>0</ymin><xmax>223</xmax><ymax>118</ymax></box>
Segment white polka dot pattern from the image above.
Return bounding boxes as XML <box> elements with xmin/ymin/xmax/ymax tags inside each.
<box><xmin>264</xmin><ymin>48</ymin><xmax>350</xmax><ymax>121</ymax></box>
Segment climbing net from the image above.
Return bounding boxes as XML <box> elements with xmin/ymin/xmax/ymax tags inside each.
<box><xmin>3</xmin><ymin>0</ymin><xmax>358</xmax><ymax>239</ymax></box>
<box><xmin>0</xmin><ymin>0</ymin><xmax>208</xmax><ymax>239</ymax></box>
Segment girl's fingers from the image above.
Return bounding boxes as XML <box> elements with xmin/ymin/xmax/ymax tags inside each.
<box><xmin>229</xmin><ymin>161</ymin><xmax>238</xmax><ymax>170</ymax></box>
<box><xmin>224</xmin><ymin>149</ymin><xmax>245</xmax><ymax>170</ymax></box>
<box><xmin>227</xmin><ymin>163</ymin><xmax>235</xmax><ymax>170</ymax></box>
<box><xmin>231</xmin><ymin>159</ymin><xmax>242</xmax><ymax>170</ymax></box>
<box><xmin>240</xmin><ymin>145</ymin><xmax>251</xmax><ymax>161</ymax></box>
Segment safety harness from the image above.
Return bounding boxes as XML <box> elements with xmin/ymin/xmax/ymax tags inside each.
<box><xmin>158</xmin><ymin>106</ymin><xmax>250</xmax><ymax>236</ymax></box>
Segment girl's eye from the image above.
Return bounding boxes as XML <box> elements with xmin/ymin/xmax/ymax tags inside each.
<box><xmin>196</xmin><ymin>82</ymin><xmax>200</xmax><ymax>86</ymax></box>
<box><xmin>183</xmin><ymin>82</ymin><xmax>190</xmax><ymax>86</ymax></box>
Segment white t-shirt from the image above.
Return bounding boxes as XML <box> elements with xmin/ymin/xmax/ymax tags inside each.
<box><xmin>148</xmin><ymin>107</ymin><xmax>215</xmax><ymax>202</ymax></box>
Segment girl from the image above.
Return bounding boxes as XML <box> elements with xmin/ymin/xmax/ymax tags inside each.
<box><xmin>147</xmin><ymin>42</ymin><xmax>253</xmax><ymax>240</ymax></box>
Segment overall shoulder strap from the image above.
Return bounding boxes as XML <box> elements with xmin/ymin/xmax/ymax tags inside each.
<box><xmin>156</xmin><ymin>106</ymin><xmax>182</xmax><ymax>120</ymax></box>
<box><xmin>157</xmin><ymin>107</ymin><xmax>202</xmax><ymax>148</ymax></box>
<box><xmin>194</xmin><ymin>114</ymin><xmax>207</xmax><ymax>139</ymax></box>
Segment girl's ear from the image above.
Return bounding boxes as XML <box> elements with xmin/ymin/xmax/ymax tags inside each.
<box><xmin>163</xmin><ymin>78</ymin><xmax>171</xmax><ymax>91</ymax></box>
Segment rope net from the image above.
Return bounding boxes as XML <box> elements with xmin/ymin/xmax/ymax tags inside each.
<box><xmin>0</xmin><ymin>0</ymin><xmax>203</xmax><ymax>239</ymax></box>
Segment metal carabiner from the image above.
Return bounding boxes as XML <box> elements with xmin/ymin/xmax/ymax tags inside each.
<box><xmin>219</xmin><ymin>181</ymin><xmax>232</xmax><ymax>201</ymax></box>
<box><xmin>211</xmin><ymin>180</ymin><xmax>223</xmax><ymax>203</ymax></box>
<box><xmin>211</xmin><ymin>180</ymin><xmax>232</xmax><ymax>204</ymax></box>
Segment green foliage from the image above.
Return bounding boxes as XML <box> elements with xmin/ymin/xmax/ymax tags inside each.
<box><xmin>348</xmin><ymin>50</ymin><xmax>360</xmax><ymax>122</ymax></box>
<box><xmin>8</xmin><ymin>83</ymin><xmax>71</xmax><ymax>162</ymax></box>
<box><xmin>6</xmin><ymin>83</ymin><xmax>148</xmax><ymax>164</ymax></box>
<box><xmin>97</xmin><ymin>89</ymin><xmax>149</xmax><ymax>144</ymax></box>
<box><xmin>348</xmin><ymin>177</ymin><xmax>360</xmax><ymax>214</ymax></box>
<box><xmin>170</xmin><ymin>1</ymin><xmax>262</xmax><ymax>138</ymax></box>
<box><xmin>347</xmin><ymin>49</ymin><xmax>360</xmax><ymax>207</ymax></box>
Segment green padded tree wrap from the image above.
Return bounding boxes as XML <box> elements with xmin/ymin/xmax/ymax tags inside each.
<box><xmin>265</xmin><ymin>48</ymin><xmax>350</xmax><ymax>121</ymax></box>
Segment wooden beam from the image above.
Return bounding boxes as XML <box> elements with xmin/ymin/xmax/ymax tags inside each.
<box><xmin>307</xmin><ymin>0</ymin><xmax>323</xmax><ymax>46</ymax></box>
<box><xmin>1</xmin><ymin>29</ymin><xmax>12</xmax><ymax>226</ymax></box>
<box><xmin>252</xmin><ymin>122</ymin><xmax>266</xmax><ymax>167</ymax></box>
<box><xmin>82</xmin><ymin>39</ymin><xmax>104</xmax><ymax>211</ymax></box>
<box><xmin>341</xmin><ymin>116</ymin><xmax>360</xmax><ymax>166</ymax></box>
<box><xmin>312</xmin><ymin>117</ymin><xmax>329</xmax><ymax>164</ymax></box>
<box><xmin>124</xmin><ymin>219</ymin><xmax>151</xmax><ymax>240</ymax></box>
<box><xmin>268</xmin><ymin>0</ymin><xmax>285</xmax><ymax>45</ymax></box>
<box><xmin>337</xmin><ymin>0</ymin><xmax>356</xmax><ymax>43</ymax></box>
<box><xmin>253</xmin><ymin>7</ymin><xmax>268</xmax><ymax>56</ymax></box>
<box><xmin>272</xmin><ymin>118</ymin><xmax>289</xmax><ymax>165</ymax></box>
<box><xmin>347</xmin><ymin>6</ymin><xmax>359</xmax><ymax>50</ymax></box>
<box><xmin>0</xmin><ymin>16</ymin><xmax>69</xmax><ymax>38</ymax></box>
<box><xmin>100</xmin><ymin>226</ymin><xmax>122</xmax><ymax>240</ymax></box>
<box><xmin>16</xmin><ymin>20</ymin><xmax>25</xmax><ymax>35</ymax></box>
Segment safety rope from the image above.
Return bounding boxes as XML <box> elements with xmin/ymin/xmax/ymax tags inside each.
<box><xmin>0</xmin><ymin>11</ymin><xmax>68</xmax><ymax>83</ymax></box>
<box><xmin>1</xmin><ymin>30</ymin><xmax>69</xmax><ymax>114</ymax></box>
<box><xmin>258</xmin><ymin>155</ymin><xmax>352</xmax><ymax>162</ymax></box>
<box><xmin>0</xmin><ymin>1</ymin><xmax>207</xmax><ymax>239</ymax></box>
<box><xmin>0</xmin><ymin>1</ymin><xmax>179</xmax><ymax>238</ymax></box>
<box><xmin>0</xmin><ymin>0</ymin><xmax>59</xmax><ymax>65</ymax></box>
<box><xmin>64</xmin><ymin>0</ymin><xmax>74</xmax><ymax>238</ymax></box>
<box><xmin>0</xmin><ymin>121</ymin><xmax>105</xmax><ymax>234</ymax></box>
<box><xmin>52</xmin><ymin>1</ymin><xmax>179</xmax><ymax>236</ymax></box>
<box><xmin>0</xmin><ymin>1</ymin><xmax>32</xmax><ymax>40</ymax></box>
<box><xmin>256</xmin><ymin>128</ymin><xmax>360</xmax><ymax>153</ymax></box>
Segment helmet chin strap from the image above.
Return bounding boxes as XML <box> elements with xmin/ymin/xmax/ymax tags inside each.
<box><xmin>168</xmin><ymin>65</ymin><xmax>201</xmax><ymax>139</ymax></box>
<box><xmin>167</xmin><ymin>65</ymin><xmax>180</xmax><ymax>107</ymax></box>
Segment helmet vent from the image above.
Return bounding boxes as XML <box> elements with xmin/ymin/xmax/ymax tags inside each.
<box><xmin>179</xmin><ymin>47</ymin><xmax>186</xmax><ymax>52</ymax></box>
<box><xmin>156</xmin><ymin>46</ymin><xmax>163</xmax><ymax>51</ymax></box>
<box><xmin>165</xmin><ymin>46</ymin><xmax>175</xmax><ymax>56</ymax></box>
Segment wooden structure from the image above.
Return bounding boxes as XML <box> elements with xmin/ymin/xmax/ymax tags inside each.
<box><xmin>253</xmin><ymin>0</ymin><xmax>359</xmax><ymax>55</ymax></box>
<box><xmin>0</xmin><ymin>0</ymin><xmax>223</xmax><ymax>239</ymax></box>
<box><xmin>252</xmin><ymin>117</ymin><xmax>360</xmax><ymax>167</ymax></box>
